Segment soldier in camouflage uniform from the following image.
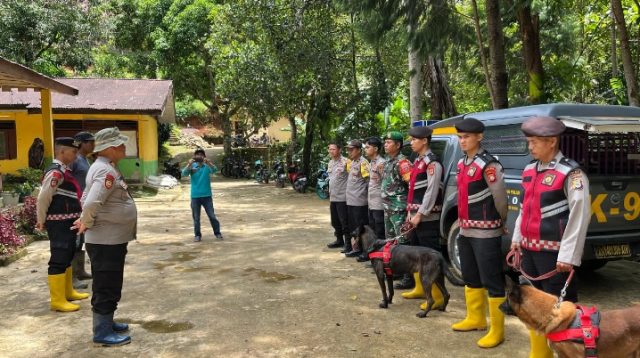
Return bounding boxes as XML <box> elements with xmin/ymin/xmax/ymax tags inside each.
<box><xmin>381</xmin><ymin>132</ymin><xmax>412</xmax><ymax>241</ymax></box>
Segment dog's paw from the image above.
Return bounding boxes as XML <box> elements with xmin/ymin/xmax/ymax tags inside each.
<box><xmin>379</xmin><ymin>302</ymin><xmax>388</xmax><ymax>309</ymax></box>
<box><xmin>416</xmin><ymin>311</ymin><xmax>428</xmax><ymax>318</ymax></box>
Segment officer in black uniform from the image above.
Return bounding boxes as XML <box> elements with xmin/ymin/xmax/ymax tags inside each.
<box><xmin>36</xmin><ymin>137</ymin><xmax>90</xmax><ymax>312</ymax></box>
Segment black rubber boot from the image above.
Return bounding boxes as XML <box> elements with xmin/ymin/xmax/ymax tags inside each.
<box><xmin>93</xmin><ymin>312</ymin><xmax>131</xmax><ymax>346</ymax></box>
<box><xmin>394</xmin><ymin>273</ymin><xmax>415</xmax><ymax>290</ymax></box>
<box><xmin>327</xmin><ymin>238</ymin><xmax>344</xmax><ymax>249</ymax></box>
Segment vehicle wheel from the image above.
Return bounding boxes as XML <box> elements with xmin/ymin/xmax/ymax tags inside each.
<box><xmin>577</xmin><ymin>260</ymin><xmax>608</xmax><ymax>273</ymax></box>
<box><xmin>446</xmin><ymin>220</ymin><xmax>464</xmax><ymax>282</ymax></box>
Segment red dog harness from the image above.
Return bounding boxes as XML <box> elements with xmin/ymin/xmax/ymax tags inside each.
<box><xmin>546</xmin><ymin>305</ymin><xmax>601</xmax><ymax>358</ymax></box>
<box><xmin>368</xmin><ymin>240</ymin><xmax>397</xmax><ymax>277</ymax></box>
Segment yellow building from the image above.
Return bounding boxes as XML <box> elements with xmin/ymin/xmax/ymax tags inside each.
<box><xmin>0</xmin><ymin>78</ymin><xmax>175</xmax><ymax>181</ymax></box>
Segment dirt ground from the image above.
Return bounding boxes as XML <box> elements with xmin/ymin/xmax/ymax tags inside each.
<box><xmin>1</xmin><ymin>178</ymin><xmax>640</xmax><ymax>358</ymax></box>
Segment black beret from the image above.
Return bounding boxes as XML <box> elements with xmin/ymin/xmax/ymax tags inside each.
<box><xmin>74</xmin><ymin>131</ymin><xmax>95</xmax><ymax>142</ymax></box>
<box><xmin>55</xmin><ymin>137</ymin><xmax>80</xmax><ymax>149</ymax></box>
<box><xmin>455</xmin><ymin>118</ymin><xmax>485</xmax><ymax>133</ymax></box>
<box><xmin>408</xmin><ymin>126</ymin><xmax>433</xmax><ymax>139</ymax></box>
<box><xmin>521</xmin><ymin>116</ymin><xmax>566</xmax><ymax>137</ymax></box>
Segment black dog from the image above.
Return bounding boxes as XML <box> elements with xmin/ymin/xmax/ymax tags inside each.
<box><xmin>355</xmin><ymin>225</ymin><xmax>465</xmax><ymax>318</ymax></box>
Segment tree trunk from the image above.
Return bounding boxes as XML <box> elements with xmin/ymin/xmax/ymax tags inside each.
<box><xmin>610</xmin><ymin>9</ymin><xmax>618</xmax><ymax>78</ymax></box>
<box><xmin>516</xmin><ymin>4</ymin><xmax>545</xmax><ymax>104</ymax></box>
<box><xmin>423</xmin><ymin>56</ymin><xmax>457</xmax><ymax>120</ymax></box>
<box><xmin>350</xmin><ymin>13</ymin><xmax>360</xmax><ymax>97</ymax></box>
<box><xmin>220</xmin><ymin>109</ymin><xmax>232</xmax><ymax>157</ymax></box>
<box><xmin>470</xmin><ymin>0</ymin><xmax>496</xmax><ymax>108</ymax></box>
<box><xmin>408</xmin><ymin>49</ymin><xmax>423</xmax><ymax>123</ymax></box>
<box><xmin>611</xmin><ymin>0</ymin><xmax>640</xmax><ymax>106</ymax></box>
<box><xmin>302</xmin><ymin>95</ymin><xmax>317</xmax><ymax>178</ymax></box>
<box><xmin>287</xmin><ymin>115</ymin><xmax>297</xmax><ymax>163</ymax></box>
<box><xmin>485</xmin><ymin>0</ymin><xmax>509</xmax><ymax>109</ymax></box>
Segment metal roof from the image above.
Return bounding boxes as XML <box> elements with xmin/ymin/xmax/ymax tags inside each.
<box><xmin>0</xmin><ymin>78</ymin><xmax>175</xmax><ymax>123</ymax></box>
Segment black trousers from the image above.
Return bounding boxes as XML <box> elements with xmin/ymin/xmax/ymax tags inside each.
<box><xmin>330</xmin><ymin>201</ymin><xmax>349</xmax><ymax>244</ymax></box>
<box><xmin>459</xmin><ymin>235</ymin><xmax>505</xmax><ymax>297</ymax></box>
<box><xmin>521</xmin><ymin>249</ymin><xmax>578</xmax><ymax>302</ymax></box>
<box><xmin>46</xmin><ymin>219</ymin><xmax>77</xmax><ymax>275</ymax></box>
<box><xmin>86</xmin><ymin>243</ymin><xmax>128</xmax><ymax>315</ymax></box>
<box><xmin>368</xmin><ymin>209</ymin><xmax>385</xmax><ymax>240</ymax></box>
<box><xmin>347</xmin><ymin>205</ymin><xmax>369</xmax><ymax>252</ymax></box>
<box><xmin>409</xmin><ymin>220</ymin><xmax>440</xmax><ymax>251</ymax></box>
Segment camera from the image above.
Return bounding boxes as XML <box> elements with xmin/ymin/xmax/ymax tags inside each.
<box><xmin>193</xmin><ymin>157</ymin><xmax>204</xmax><ymax>163</ymax></box>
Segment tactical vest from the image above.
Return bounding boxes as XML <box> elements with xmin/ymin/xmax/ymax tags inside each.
<box><xmin>43</xmin><ymin>163</ymin><xmax>82</xmax><ymax>221</ymax></box>
<box><xmin>519</xmin><ymin>157</ymin><xmax>580</xmax><ymax>252</ymax></box>
<box><xmin>407</xmin><ymin>152</ymin><xmax>443</xmax><ymax>213</ymax></box>
<box><xmin>457</xmin><ymin>151</ymin><xmax>503</xmax><ymax>230</ymax></box>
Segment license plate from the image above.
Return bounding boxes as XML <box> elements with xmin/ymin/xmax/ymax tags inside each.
<box><xmin>594</xmin><ymin>244</ymin><xmax>631</xmax><ymax>259</ymax></box>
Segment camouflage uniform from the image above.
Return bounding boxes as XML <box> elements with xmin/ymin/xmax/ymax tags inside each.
<box><xmin>381</xmin><ymin>152</ymin><xmax>412</xmax><ymax>243</ymax></box>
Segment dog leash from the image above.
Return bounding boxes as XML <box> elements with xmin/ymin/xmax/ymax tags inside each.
<box><xmin>506</xmin><ymin>248</ymin><xmax>575</xmax><ymax>308</ymax></box>
<box><xmin>385</xmin><ymin>222</ymin><xmax>417</xmax><ymax>242</ymax></box>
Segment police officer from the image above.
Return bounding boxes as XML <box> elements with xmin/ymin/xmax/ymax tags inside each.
<box><xmin>326</xmin><ymin>142</ymin><xmax>350</xmax><ymax>252</ymax></box>
<box><xmin>380</xmin><ymin>131</ymin><xmax>413</xmax><ymax>288</ymax></box>
<box><xmin>401</xmin><ymin>126</ymin><xmax>447</xmax><ymax>306</ymax></box>
<box><xmin>36</xmin><ymin>137</ymin><xmax>90</xmax><ymax>312</ymax></box>
<box><xmin>73</xmin><ymin>127</ymin><xmax>136</xmax><ymax>346</ymax></box>
<box><xmin>363</xmin><ymin>137</ymin><xmax>386</xmax><ymax>241</ymax></box>
<box><xmin>71</xmin><ymin>131</ymin><xmax>95</xmax><ymax>289</ymax></box>
<box><xmin>511</xmin><ymin>116</ymin><xmax>591</xmax><ymax>358</ymax></box>
<box><xmin>345</xmin><ymin>139</ymin><xmax>370</xmax><ymax>258</ymax></box>
<box><xmin>450</xmin><ymin>118</ymin><xmax>508</xmax><ymax>349</ymax></box>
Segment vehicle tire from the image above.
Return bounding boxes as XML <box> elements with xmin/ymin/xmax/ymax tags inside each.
<box><xmin>446</xmin><ymin>220</ymin><xmax>464</xmax><ymax>282</ymax></box>
<box><xmin>276</xmin><ymin>179</ymin><xmax>284</xmax><ymax>188</ymax></box>
<box><xmin>577</xmin><ymin>260</ymin><xmax>608</xmax><ymax>273</ymax></box>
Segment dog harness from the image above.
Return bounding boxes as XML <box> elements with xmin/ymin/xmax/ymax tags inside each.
<box><xmin>368</xmin><ymin>240</ymin><xmax>397</xmax><ymax>277</ymax></box>
<box><xmin>546</xmin><ymin>305</ymin><xmax>601</xmax><ymax>358</ymax></box>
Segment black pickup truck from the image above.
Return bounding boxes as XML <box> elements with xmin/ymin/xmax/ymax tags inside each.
<box><xmin>423</xmin><ymin>104</ymin><xmax>640</xmax><ymax>278</ymax></box>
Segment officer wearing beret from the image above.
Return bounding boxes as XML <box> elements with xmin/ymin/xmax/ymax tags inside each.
<box><xmin>70</xmin><ymin>131</ymin><xmax>95</xmax><ymax>289</ymax></box>
<box><xmin>450</xmin><ymin>118</ymin><xmax>509</xmax><ymax>349</ymax></box>
<box><xmin>73</xmin><ymin>127</ymin><xmax>136</xmax><ymax>346</ymax></box>
<box><xmin>36</xmin><ymin>137</ymin><xmax>90</xmax><ymax>312</ymax></box>
<box><xmin>401</xmin><ymin>126</ymin><xmax>446</xmax><ymax>299</ymax></box>
<box><xmin>511</xmin><ymin>116</ymin><xmax>591</xmax><ymax>358</ymax></box>
<box><xmin>380</xmin><ymin>132</ymin><xmax>413</xmax><ymax>284</ymax></box>
<box><xmin>344</xmin><ymin>139</ymin><xmax>370</xmax><ymax>258</ymax></box>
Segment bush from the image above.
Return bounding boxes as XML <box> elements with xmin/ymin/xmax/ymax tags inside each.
<box><xmin>4</xmin><ymin>168</ymin><xmax>43</xmax><ymax>202</ymax></box>
<box><xmin>0</xmin><ymin>211</ymin><xmax>26</xmax><ymax>256</ymax></box>
<box><xmin>15</xmin><ymin>196</ymin><xmax>38</xmax><ymax>235</ymax></box>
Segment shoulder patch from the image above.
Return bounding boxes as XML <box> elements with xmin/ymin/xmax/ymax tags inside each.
<box><xmin>569</xmin><ymin>171</ymin><xmax>584</xmax><ymax>190</ymax></box>
<box><xmin>50</xmin><ymin>171</ymin><xmax>63</xmax><ymax>187</ymax></box>
<box><xmin>105</xmin><ymin>173</ymin><xmax>115</xmax><ymax>189</ymax></box>
<box><xmin>427</xmin><ymin>162</ymin><xmax>436</xmax><ymax>176</ymax></box>
<box><xmin>398</xmin><ymin>159</ymin><xmax>412</xmax><ymax>177</ymax></box>
<box><xmin>485</xmin><ymin>167</ymin><xmax>497</xmax><ymax>183</ymax></box>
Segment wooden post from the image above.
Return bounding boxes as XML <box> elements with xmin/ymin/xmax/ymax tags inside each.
<box><xmin>40</xmin><ymin>88</ymin><xmax>54</xmax><ymax>162</ymax></box>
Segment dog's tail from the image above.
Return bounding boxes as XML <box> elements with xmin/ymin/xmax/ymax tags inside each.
<box><xmin>440</xmin><ymin>255</ymin><xmax>465</xmax><ymax>286</ymax></box>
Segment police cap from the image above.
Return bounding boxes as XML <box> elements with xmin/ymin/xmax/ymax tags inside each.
<box><xmin>74</xmin><ymin>131</ymin><xmax>95</xmax><ymax>142</ymax></box>
<box><xmin>408</xmin><ymin>126</ymin><xmax>433</xmax><ymax>139</ymax></box>
<box><xmin>521</xmin><ymin>116</ymin><xmax>566</xmax><ymax>137</ymax></box>
<box><xmin>55</xmin><ymin>137</ymin><xmax>80</xmax><ymax>149</ymax></box>
<box><xmin>455</xmin><ymin>118</ymin><xmax>485</xmax><ymax>133</ymax></box>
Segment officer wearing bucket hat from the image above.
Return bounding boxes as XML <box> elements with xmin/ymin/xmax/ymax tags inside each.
<box><xmin>511</xmin><ymin>116</ymin><xmax>591</xmax><ymax>358</ymax></box>
<box><xmin>36</xmin><ymin>137</ymin><xmax>90</xmax><ymax>313</ymax></box>
<box><xmin>72</xmin><ymin>127</ymin><xmax>136</xmax><ymax>346</ymax></box>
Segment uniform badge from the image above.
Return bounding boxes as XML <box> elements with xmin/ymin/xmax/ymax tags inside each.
<box><xmin>105</xmin><ymin>174</ymin><xmax>115</xmax><ymax>189</ymax></box>
<box><xmin>570</xmin><ymin>171</ymin><xmax>583</xmax><ymax>190</ymax></box>
<box><xmin>541</xmin><ymin>174</ymin><xmax>556</xmax><ymax>186</ymax></box>
<box><xmin>485</xmin><ymin>167</ymin><xmax>497</xmax><ymax>183</ymax></box>
<box><xmin>467</xmin><ymin>166</ymin><xmax>477</xmax><ymax>177</ymax></box>
<box><xmin>427</xmin><ymin>163</ymin><xmax>435</xmax><ymax>176</ymax></box>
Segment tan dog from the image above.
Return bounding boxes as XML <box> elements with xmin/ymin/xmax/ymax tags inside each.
<box><xmin>501</xmin><ymin>277</ymin><xmax>640</xmax><ymax>358</ymax></box>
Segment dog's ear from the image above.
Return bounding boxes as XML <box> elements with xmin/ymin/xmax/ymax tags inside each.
<box><xmin>505</xmin><ymin>275</ymin><xmax>515</xmax><ymax>292</ymax></box>
<box><xmin>518</xmin><ymin>275</ymin><xmax>533</xmax><ymax>286</ymax></box>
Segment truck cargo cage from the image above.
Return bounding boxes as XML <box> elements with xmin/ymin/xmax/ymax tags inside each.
<box><xmin>561</xmin><ymin>131</ymin><xmax>640</xmax><ymax>176</ymax></box>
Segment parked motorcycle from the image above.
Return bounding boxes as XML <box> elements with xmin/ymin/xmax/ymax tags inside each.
<box><xmin>273</xmin><ymin>160</ymin><xmax>286</xmax><ymax>188</ymax></box>
<box><xmin>231</xmin><ymin>134</ymin><xmax>246</xmax><ymax>148</ymax></box>
<box><xmin>254</xmin><ymin>159</ymin><xmax>269</xmax><ymax>184</ymax></box>
<box><xmin>163</xmin><ymin>161</ymin><xmax>182</xmax><ymax>180</ymax></box>
<box><xmin>316</xmin><ymin>167</ymin><xmax>329</xmax><ymax>199</ymax></box>
<box><xmin>288</xmin><ymin>161</ymin><xmax>308</xmax><ymax>193</ymax></box>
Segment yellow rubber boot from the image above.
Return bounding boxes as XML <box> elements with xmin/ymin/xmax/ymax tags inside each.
<box><xmin>451</xmin><ymin>286</ymin><xmax>487</xmax><ymax>331</ymax></box>
<box><xmin>419</xmin><ymin>284</ymin><xmax>445</xmax><ymax>310</ymax></box>
<box><xmin>65</xmin><ymin>267</ymin><xmax>90</xmax><ymax>301</ymax></box>
<box><xmin>528</xmin><ymin>329</ymin><xmax>554</xmax><ymax>358</ymax></box>
<box><xmin>402</xmin><ymin>273</ymin><xmax>425</xmax><ymax>299</ymax></box>
<box><xmin>48</xmin><ymin>274</ymin><xmax>80</xmax><ymax>312</ymax></box>
<box><xmin>477</xmin><ymin>297</ymin><xmax>505</xmax><ymax>348</ymax></box>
